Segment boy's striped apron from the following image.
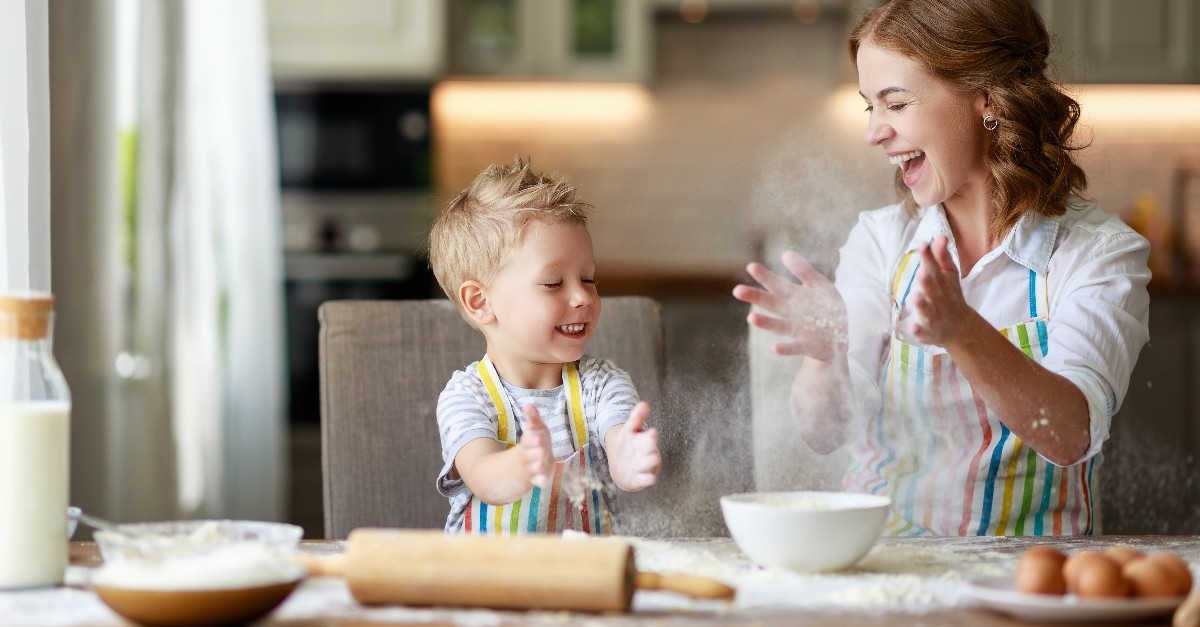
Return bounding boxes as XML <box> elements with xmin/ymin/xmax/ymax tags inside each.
<box><xmin>462</xmin><ymin>357</ymin><xmax>612</xmax><ymax>535</ymax></box>
<box><xmin>844</xmin><ymin>249</ymin><xmax>1097</xmax><ymax>536</ymax></box>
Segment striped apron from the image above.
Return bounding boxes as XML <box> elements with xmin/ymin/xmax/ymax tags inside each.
<box><xmin>844</xmin><ymin>249</ymin><xmax>1097</xmax><ymax>536</ymax></box>
<box><xmin>462</xmin><ymin>357</ymin><xmax>613</xmax><ymax>535</ymax></box>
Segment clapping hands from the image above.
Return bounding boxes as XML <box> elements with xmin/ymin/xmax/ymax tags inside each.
<box><xmin>606</xmin><ymin>402</ymin><xmax>660</xmax><ymax>492</ymax></box>
<box><xmin>906</xmin><ymin>235</ymin><xmax>971</xmax><ymax>348</ymax></box>
<box><xmin>518</xmin><ymin>404</ymin><xmax>554</xmax><ymax>488</ymax></box>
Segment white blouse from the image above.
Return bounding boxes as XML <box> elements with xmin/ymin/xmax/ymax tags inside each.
<box><xmin>836</xmin><ymin>200</ymin><xmax>1151</xmax><ymax>464</ymax></box>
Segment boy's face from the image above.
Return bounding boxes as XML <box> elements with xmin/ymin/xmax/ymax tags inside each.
<box><xmin>480</xmin><ymin>219</ymin><xmax>600</xmax><ymax>384</ymax></box>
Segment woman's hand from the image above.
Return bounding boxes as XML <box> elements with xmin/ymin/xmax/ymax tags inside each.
<box><xmin>732</xmin><ymin>250</ymin><xmax>848</xmax><ymax>361</ymax></box>
<box><xmin>605</xmin><ymin>402</ymin><xmax>660</xmax><ymax>492</ymax></box>
<box><xmin>518</xmin><ymin>404</ymin><xmax>554</xmax><ymax>488</ymax></box>
<box><xmin>908</xmin><ymin>235</ymin><xmax>976</xmax><ymax>348</ymax></box>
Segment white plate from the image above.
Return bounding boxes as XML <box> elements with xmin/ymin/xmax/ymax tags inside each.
<box><xmin>965</xmin><ymin>576</ymin><xmax>1184</xmax><ymax>623</ymax></box>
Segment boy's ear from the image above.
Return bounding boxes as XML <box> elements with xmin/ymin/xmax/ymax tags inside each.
<box><xmin>459</xmin><ymin>280</ymin><xmax>495</xmax><ymax>326</ymax></box>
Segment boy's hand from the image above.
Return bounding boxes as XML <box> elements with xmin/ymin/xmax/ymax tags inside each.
<box><xmin>606</xmin><ymin>402</ymin><xmax>660</xmax><ymax>492</ymax></box>
<box><xmin>519</xmin><ymin>404</ymin><xmax>554</xmax><ymax>488</ymax></box>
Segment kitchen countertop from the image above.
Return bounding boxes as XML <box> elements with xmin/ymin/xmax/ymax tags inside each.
<box><xmin>4</xmin><ymin>535</ymin><xmax>1198</xmax><ymax>625</ymax></box>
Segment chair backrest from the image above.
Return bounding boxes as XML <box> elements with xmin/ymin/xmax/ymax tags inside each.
<box><xmin>318</xmin><ymin>296</ymin><xmax>664</xmax><ymax>539</ymax></box>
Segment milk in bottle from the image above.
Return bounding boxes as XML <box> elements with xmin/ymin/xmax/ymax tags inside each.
<box><xmin>0</xmin><ymin>294</ymin><xmax>71</xmax><ymax>589</ymax></box>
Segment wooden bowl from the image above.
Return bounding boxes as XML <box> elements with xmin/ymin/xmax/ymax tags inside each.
<box><xmin>93</xmin><ymin>577</ymin><xmax>302</xmax><ymax>627</ymax></box>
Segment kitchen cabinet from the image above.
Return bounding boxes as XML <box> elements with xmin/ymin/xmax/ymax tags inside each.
<box><xmin>265</xmin><ymin>0</ymin><xmax>444</xmax><ymax>81</ymax></box>
<box><xmin>447</xmin><ymin>0</ymin><xmax>651</xmax><ymax>81</ymax></box>
<box><xmin>1035</xmin><ymin>0</ymin><xmax>1198</xmax><ymax>83</ymax></box>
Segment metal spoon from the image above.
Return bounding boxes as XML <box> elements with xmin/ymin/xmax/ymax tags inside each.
<box><xmin>77</xmin><ymin>512</ymin><xmax>126</xmax><ymax>535</ymax></box>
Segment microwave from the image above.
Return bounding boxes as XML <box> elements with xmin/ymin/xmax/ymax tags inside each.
<box><xmin>274</xmin><ymin>83</ymin><xmax>432</xmax><ymax>190</ymax></box>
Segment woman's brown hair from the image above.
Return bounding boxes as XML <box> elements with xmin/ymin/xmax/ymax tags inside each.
<box><xmin>850</xmin><ymin>0</ymin><xmax>1088</xmax><ymax>239</ymax></box>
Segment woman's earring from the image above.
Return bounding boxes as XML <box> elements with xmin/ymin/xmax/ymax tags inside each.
<box><xmin>983</xmin><ymin>115</ymin><xmax>999</xmax><ymax>131</ymax></box>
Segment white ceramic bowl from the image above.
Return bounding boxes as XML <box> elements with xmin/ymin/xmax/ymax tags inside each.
<box><xmin>721</xmin><ymin>491</ymin><xmax>891</xmax><ymax>573</ymax></box>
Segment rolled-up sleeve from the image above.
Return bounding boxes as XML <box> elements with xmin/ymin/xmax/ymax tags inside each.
<box><xmin>1041</xmin><ymin>229</ymin><xmax>1151</xmax><ymax>465</ymax></box>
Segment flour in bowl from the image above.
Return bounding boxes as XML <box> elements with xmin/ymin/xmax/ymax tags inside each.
<box><xmin>745</xmin><ymin>494</ymin><xmax>833</xmax><ymax>509</ymax></box>
<box><xmin>91</xmin><ymin>543</ymin><xmax>303</xmax><ymax>590</ymax></box>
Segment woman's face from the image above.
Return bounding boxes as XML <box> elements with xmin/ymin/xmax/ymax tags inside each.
<box><xmin>857</xmin><ymin>39</ymin><xmax>990</xmax><ymax>212</ymax></box>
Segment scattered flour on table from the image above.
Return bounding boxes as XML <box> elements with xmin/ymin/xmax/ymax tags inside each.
<box><xmin>628</xmin><ymin>537</ymin><xmax>1011</xmax><ymax>615</ymax></box>
<box><xmin>0</xmin><ymin>571</ymin><xmax>119</xmax><ymax>626</ymax></box>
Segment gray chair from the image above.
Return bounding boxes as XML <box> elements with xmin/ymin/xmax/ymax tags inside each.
<box><xmin>318</xmin><ymin>296</ymin><xmax>664</xmax><ymax>539</ymax></box>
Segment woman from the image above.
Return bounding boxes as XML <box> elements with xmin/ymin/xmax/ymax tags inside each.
<box><xmin>734</xmin><ymin>0</ymin><xmax>1150</xmax><ymax>536</ymax></box>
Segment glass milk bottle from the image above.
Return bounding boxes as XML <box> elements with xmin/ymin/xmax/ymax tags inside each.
<box><xmin>0</xmin><ymin>294</ymin><xmax>71</xmax><ymax>588</ymax></box>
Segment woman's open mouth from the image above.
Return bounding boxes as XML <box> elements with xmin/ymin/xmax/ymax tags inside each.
<box><xmin>891</xmin><ymin>150</ymin><xmax>926</xmax><ymax>188</ymax></box>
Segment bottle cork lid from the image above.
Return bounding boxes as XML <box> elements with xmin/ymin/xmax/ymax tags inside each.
<box><xmin>0</xmin><ymin>293</ymin><xmax>55</xmax><ymax>340</ymax></box>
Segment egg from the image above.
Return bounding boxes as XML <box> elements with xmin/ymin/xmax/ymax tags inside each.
<box><xmin>1104</xmin><ymin>545</ymin><xmax>1143</xmax><ymax>567</ymax></box>
<box><xmin>1016</xmin><ymin>546</ymin><xmax>1067</xmax><ymax>595</ymax></box>
<box><xmin>1146</xmin><ymin>552</ymin><xmax>1193</xmax><ymax>595</ymax></box>
<box><xmin>1075</xmin><ymin>554</ymin><xmax>1129</xmax><ymax>598</ymax></box>
<box><xmin>1064</xmin><ymin>551</ymin><xmax>1108</xmax><ymax>594</ymax></box>
<box><xmin>1123</xmin><ymin>557</ymin><xmax>1179</xmax><ymax>597</ymax></box>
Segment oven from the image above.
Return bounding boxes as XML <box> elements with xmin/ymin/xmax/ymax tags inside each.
<box><xmin>276</xmin><ymin>83</ymin><xmax>438</xmax><ymax>426</ymax></box>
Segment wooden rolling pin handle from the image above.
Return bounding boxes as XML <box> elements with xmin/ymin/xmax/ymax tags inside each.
<box><xmin>289</xmin><ymin>552</ymin><xmax>348</xmax><ymax>578</ymax></box>
<box><xmin>634</xmin><ymin>571</ymin><xmax>736</xmax><ymax>601</ymax></box>
<box><xmin>1175</xmin><ymin>586</ymin><xmax>1200</xmax><ymax>627</ymax></box>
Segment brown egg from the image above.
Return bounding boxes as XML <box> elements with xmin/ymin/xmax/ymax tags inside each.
<box><xmin>1123</xmin><ymin>557</ymin><xmax>1179</xmax><ymax>597</ymax></box>
<box><xmin>1105</xmin><ymin>545</ymin><xmax>1144</xmax><ymax>567</ymax></box>
<box><xmin>1016</xmin><ymin>546</ymin><xmax>1068</xmax><ymax>595</ymax></box>
<box><xmin>1147</xmin><ymin>552</ymin><xmax>1193</xmax><ymax>595</ymax></box>
<box><xmin>1064</xmin><ymin>551</ymin><xmax>1108</xmax><ymax>594</ymax></box>
<box><xmin>1075</xmin><ymin>554</ymin><xmax>1129</xmax><ymax>598</ymax></box>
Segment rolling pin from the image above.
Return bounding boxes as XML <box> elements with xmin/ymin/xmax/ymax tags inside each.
<box><xmin>298</xmin><ymin>528</ymin><xmax>735</xmax><ymax>613</ymax></box>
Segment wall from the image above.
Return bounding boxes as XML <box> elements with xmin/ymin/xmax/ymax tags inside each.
<box><xmin>435</xmin><ymin>13</ymin><xmax>873</xmax><ymax>278</ymax></box>
<box><xmin>1069</xmin><ymin>89</ymin><xmax>1200</xmax><ymax>533</ymax></box>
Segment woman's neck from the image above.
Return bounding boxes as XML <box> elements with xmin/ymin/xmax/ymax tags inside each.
<box><xmin>943</xmin><ymin>193</ymin><xmax>998</xmax><ymax>277</ymax></box>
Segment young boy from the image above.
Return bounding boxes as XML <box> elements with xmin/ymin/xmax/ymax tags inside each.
<box><xmin>429</xmin><ymin>158</ymin><xmax>660</xmax><ymax>534</ymax></box>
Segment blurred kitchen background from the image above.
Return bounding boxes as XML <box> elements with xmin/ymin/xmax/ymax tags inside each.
<box><xmin>40</xmin><ymin>0</ymin><xmax>1200</xmax><ymax>538</ymax></box>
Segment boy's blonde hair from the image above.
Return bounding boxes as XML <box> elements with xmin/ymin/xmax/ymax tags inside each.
<box><xmin>429</xmin><ymin>158</ymin><xmax>593</xmax><ymax>321</ymax></box>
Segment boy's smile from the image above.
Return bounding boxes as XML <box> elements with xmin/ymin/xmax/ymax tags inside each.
<box><xmin>478</xmin><ymin>219</ymin><xmax>600</xmax><ymax>389</ymax></box>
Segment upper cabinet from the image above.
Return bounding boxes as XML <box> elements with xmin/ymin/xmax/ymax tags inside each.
<box><xmin>1036</xmin><ymin>0</ymin><xmax>1198</xmax><ymax>83</ymax></box>
<box><xmin>447</xmin><ymin>0</ymin><xmax>652</xmax><ymax>81</ymax></box>
<box><xmin>265</xmin><ymin>0</ymin><xmax>445</xmax><ymax>81</ymax></box>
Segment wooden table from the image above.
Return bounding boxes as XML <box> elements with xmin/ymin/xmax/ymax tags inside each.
<box><xmin>3</xmin><ymin>535</ymin><xmax>1196</xmax><ymax>625</ymax></box>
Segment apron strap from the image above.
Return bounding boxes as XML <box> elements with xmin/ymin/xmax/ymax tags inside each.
<box><xmin>477</xmin><ymin>356</ymin><xmax>588</xmax><ymax>448</ymax></box>
<box><xmin>564</xmin><ymin>361</ymin><xmax>588</xmax><ymax>449</ymax></box>
<box><xmin>477</xmin><ymin>358</ymin><xmax>517</xmax><ymax>447</ymax></box>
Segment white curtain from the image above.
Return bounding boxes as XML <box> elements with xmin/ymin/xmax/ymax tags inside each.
<box><xmin>13</xmin><ymin>0</ymin><xmax>282</xmax><ymax>524</ymax></box>
<box><xmin>96</xmin><ymin>0</ymin><xmax>287</xmax><ymax>522</ymax></box>
<box><xmin>0</xmin><ymin>0</ymin><xmax>50</xmax><ymax>294</ymax></box>
<box><xmin>142</xmin><ymin>0</ymin><xmax>287</xmax><ymax>519</ymax></box>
